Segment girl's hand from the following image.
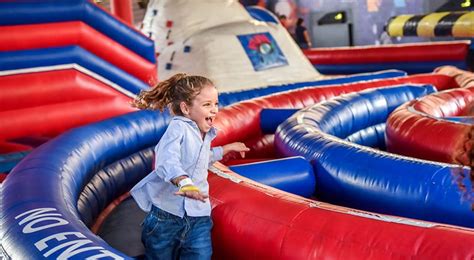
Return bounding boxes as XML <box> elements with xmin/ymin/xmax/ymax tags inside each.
<box><xmin>174</xmin><ymin>186</ymin><xmax>208</xmax><ymax>202</ymax></box>
<box><xmin>222</xmin><ymin>142</ymin><xmax>250</xmax><ymax>158</ymax></box>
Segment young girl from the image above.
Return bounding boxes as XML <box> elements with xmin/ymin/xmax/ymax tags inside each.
<box><xmin>130</xmin><ymin>73</ymin><xmax>249</xmax><ymax>259</ymax></box>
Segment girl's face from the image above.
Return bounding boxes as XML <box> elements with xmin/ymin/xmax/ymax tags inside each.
<box><xmin>182</xmin><ymin>84</ymin><xmax>219</xmax><ymax>136</ymax></box>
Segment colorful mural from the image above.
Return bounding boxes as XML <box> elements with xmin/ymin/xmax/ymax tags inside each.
<box><xmin>237</xmin><ymin>32</ymin><xmax>288</xmax><ymax>71</ymax></box>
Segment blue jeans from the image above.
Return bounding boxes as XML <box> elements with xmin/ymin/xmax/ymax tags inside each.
<box><xmin>141</xmin><ymin>206</ymin><xmax>213</xmax><ymax>260</ymax></box>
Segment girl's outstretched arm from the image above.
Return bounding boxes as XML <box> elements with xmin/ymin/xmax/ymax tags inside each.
<box><xmin>222</xmin><ymin>142</ymin><xmax>250</xmax><ymax>158</ymax></box>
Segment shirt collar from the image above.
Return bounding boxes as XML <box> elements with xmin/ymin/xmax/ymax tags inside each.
<box><xmin>172</xmin><ymin>116</ymin><xmax>218</xmax><ymax>138</ymax></box>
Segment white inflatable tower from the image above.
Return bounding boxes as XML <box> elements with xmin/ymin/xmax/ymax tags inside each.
<box><xmin>142</xmin><ymin>0</ymin><xmax>320</xmax><ymax>92</ymax></box>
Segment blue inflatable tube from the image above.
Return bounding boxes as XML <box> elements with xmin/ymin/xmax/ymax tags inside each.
<box><xmin>0</xmin><ymin>46</ymin><xmax>149</xmax><ymax>94</ymax></box>
<box><xmin>314</xmin><ymin>61</ymin><xmax>468</xmax><ymax>75</ymax></box>
<box><xmin>2</xmin><ymin>110</ymin><xmax>169</xmax><ymax>259</ymax></box>
<box><xmin>261</xmin><ymin>108</ymin><xmax>387</xmax><ymax>149</ymax></box>
<box><xmin>246</xmin><ymin>6</ymin><xmax>279</xmax><ymax>24</ymax></box>
<box><xmin>275</xmin><ymin>85</ymin><xmax>474</xmax><ymax>227</ymax></box>
<box><xmin>0</xmin><ymin>0</ymin><xmax>155</xmax><ymax>63</ymax></box>
<box><xmin>310</xmin><ymin>86</ymin><xmax>434</xmax><ymax>137</ymax></box>
<box><xmin>78</xmin><ymin>148</ymin><xmax>154</xmax><ymax>227</ymax></box>
<box><xmin>345</xmin><ymin>123</ymin><xmax>386</xmax><ymax>149</ymax></box>
<box><xmin>218</xmin><ymin>70</ymin><xmax>406</xmax><ymax>106</ymax></box>
<box><xmin>260</xmin><ymin>109</ymin><xmax>298</xmax><ymax>134</ymax></box>
<box><xmin>229</xmin><ymin>156</ymin><xmax>315</xmax><ymax>197</ymax></box>
<box><xmin>0</xmin><ymin>151</ymin><xmax>30</xmax><ymax>172</ymax></box>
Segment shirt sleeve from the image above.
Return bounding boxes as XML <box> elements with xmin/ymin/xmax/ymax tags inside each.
<box><xmin>209</xmin><ymin>146</ymin><xmax>223</xmax><ymax>166</ymax></box>
<box><xmin>154</xmin><ymin>122</ymin><xmax>188</xmax><ymax>183</ymax></box>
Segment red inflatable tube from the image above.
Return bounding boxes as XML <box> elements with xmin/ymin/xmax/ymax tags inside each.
<box><xmin>304</xmin><ymin>41</ymin><xmax>469</xmax><ymax>65</ymax></box>
<box><xmin>222</xmin><ymin>134</ymin><xmax>276</xmax><ymax>163</ymax></box>
<box><xmin>413</xmin><ymin>88</ymin><xmax>474</xmax><ymax>117</ymax></box>
<box><xmin>209</xmin><ymin>164</ymin><xmax>474</xmax><ymax>259</ymax></box>
<box><xmin>213</xmin><ymin>73</ymin><xmax>457</xmax><ymax>147</ymax></box>
<box><xmin>0</xmin><ymin>141</ymin><xmax>32</xmax><ymax>153</ymax></box>
<box><xmin>0</xmin><ymin>97</ymin><xmax>134</xmax><ymax>140</ymax></box>
<box><xmin>435</xmin><ymin>65</ymin><xmax>474</xmax><ymax>89</ymax></box>
<box><xmin>0</xmin><ymin>69</ymin><xmax>124</xmax><ymax>111</ymax></box>
<box><xmin>0</xmin><ymin>21</ymin><xmax>157</xmax><ymax>85</ymax></box>
<box><xmin>386</xmin><ymin>87</ymin><xmax>474</xmax><ymax>166</ymax></box>
<box><xmin>0</xmin><ymin>69</ymin><xmax>136</xmax><ymax>141</ymax></box>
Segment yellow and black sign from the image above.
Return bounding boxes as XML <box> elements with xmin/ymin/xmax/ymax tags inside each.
<box><xmin>386</xmin><ymin>12</ymin><xmax>474</xmax><ymax>37</ymax></box>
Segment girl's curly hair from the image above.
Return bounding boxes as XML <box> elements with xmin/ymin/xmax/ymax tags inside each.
<box><xmin>132</xmin><ymin>73</ymin><xmax>214</xmax><ymax>116</ymax></box>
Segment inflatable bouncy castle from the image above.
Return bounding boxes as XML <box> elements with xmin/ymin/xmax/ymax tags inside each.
<box><xmin>0</xmin><ymin>0</ymin><xmax>157</xmax><ymax>175</ymax></box>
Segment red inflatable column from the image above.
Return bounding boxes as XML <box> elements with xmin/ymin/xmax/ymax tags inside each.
<box><xmin>111</xmin><ymin>0</ymin><xmax>133</xmax><ymax>26</ymax></box>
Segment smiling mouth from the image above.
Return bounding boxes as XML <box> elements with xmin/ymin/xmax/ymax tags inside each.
<box><xmin>205</xmin><ymin>117</ymin><xmax>213</xmax><ymax>125</ymax></box>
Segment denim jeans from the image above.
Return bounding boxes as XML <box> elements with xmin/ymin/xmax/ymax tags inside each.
<box><xmin>142</xmin><ymin>206</ymin><xmax>213</xmax><ymax>260</ymax></box>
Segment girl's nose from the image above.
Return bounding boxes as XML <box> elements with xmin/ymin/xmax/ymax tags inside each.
<box><xmin>211</xmin><ymin>105</ymin><xmax>218</xmax><ymax>114</ymax></box>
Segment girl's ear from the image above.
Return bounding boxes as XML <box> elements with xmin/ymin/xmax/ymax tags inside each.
<box><xmin>180</xmin><ymin>101</ymin><xmax>189</xmax><ymax>115</ymax></box>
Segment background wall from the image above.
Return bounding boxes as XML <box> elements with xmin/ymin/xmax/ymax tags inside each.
<box><xmin>97</xmin><ymin>0</ymin><xmax>456</xmax><ymax>47</ymax></box>
<box><xmin>265</xmin><ymin>0</ymin><xmax>451</xmax><ymax>47</ymax></box>
<box><xmin>303</xmin><ymin>0</ymin><xmax>445</xmax><ymax>47</ymax></box>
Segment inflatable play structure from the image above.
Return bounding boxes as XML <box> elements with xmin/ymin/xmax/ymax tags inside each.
<box><xmin>2</xmin><ymin>0</ymin><xmax>474</xmax><ymax>259</ymax></box>
<box><xmin>305</xmin><ymin>10</ymin><xmax>474</xmax><ymax>75</ymax></box>
<box><xmin>303</xmin><ymin>41</ymin><xmax>471</xmax><ymax>74</ymax></box>
<box><xmin>386</xmin><ymin>86</ymin><xmax>474</xmax><ymax>167</ymax></box>
<box><xmin>4</xmin><ymin>76</ymin><xmax>474</xmax><ymax>259</ymax></box>
<box><xmin>384</xmin><ymin>11</ymin><xmax>474</xmax><ymax>73</ymax></box>
<box><xmin>0</xmin><ymin>0</ymin><xmax>156</xmax><ymax>174</ymax></box>
<box><xmin>141</xmin><ymin>0</ymin><xmax>319</xmax><ymax>91</ymax></box>
<box><xmin>0</xmin><ymin>0</ymin><xmax>408</xmax><ymax>175</ymax></box>
<box><xmin>386</xmin><ymin>11</ymin><xmax>474</xmax><ymax>38</ymax></box>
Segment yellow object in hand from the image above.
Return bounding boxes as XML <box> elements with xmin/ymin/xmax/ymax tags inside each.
<box><xmin>179</xmin><ymin>185</ymin><xmax>200</xmax><ymax>193</ymax></box>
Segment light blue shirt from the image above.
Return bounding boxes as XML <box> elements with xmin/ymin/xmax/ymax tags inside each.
<box><xmin>131</xmin><ymin>116</ymin><xmax>223</xmax><ymax>217</ymax></box>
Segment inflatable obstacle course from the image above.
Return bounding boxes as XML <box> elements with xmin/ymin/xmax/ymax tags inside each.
<box><xmin>387</xmin><ymin>12</ymin><xmax>474</xmax><ymax>37</ymax></box>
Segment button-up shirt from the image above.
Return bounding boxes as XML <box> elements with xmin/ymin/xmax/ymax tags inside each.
<box><xmin>131</xmin><ymin>116</ymin><xmax>223</xmax><ymax>217</ymax></box>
